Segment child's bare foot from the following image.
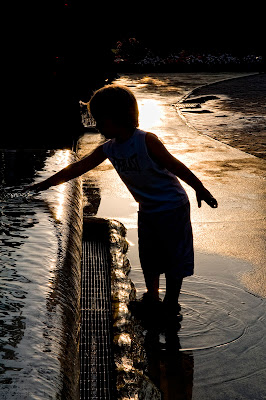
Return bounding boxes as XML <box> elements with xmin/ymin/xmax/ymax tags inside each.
<box><xmin>163</xmin><ymin>298</ymin><xmax>183</xmax><ymax>321</ymax></box>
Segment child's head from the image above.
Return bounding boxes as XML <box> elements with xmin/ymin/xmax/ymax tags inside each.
<box><xmin>88</xmin><ymin>84</ymin><xmax>139</xmax><ymax>133</ymax></box>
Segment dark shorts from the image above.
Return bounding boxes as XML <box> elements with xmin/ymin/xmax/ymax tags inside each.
<box><xmin>138</xmin><ymin>202</ymin><xmax>194</xmax><ymax>279</ymax></box>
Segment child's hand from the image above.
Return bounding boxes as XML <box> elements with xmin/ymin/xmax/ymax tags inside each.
<box><xmin>196</xmin><ymin>187</ymin><xmax>218</xmax><ymax>208</ymax></box>
<box><xmin>22</xmin><ymin>181</ymin><xmax>50</xmax><ymax>193</ymax></box>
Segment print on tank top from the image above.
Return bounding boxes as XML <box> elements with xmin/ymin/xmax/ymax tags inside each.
<box><xmin>112</xmin><ymin>153</ymin><xmax>141</xmax><ymax>174</ymax></box>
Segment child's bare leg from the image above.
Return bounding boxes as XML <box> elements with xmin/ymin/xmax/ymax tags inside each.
<box><xmin>164</xmin><ymin>275</ymin><xmax>183</xmax><ymax>312</ymax></box>
<box><xmin>143</xmin><ymin>272</ymin><xmax>160</xmax><ymax>300</ymax></box>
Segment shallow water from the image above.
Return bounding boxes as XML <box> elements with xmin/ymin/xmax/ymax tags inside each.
<box><xmin>78</xmin><ymin>72</ymin><xmax>266</xmax><ymax>399</ymax></box>
<box><xmin>0</xmin><ymin>150</ymin><xmax>83</xmax><ymax>399</ymax></box>
<box><xmin>176</xmin><ymin>74</ymin><xmax>266</xmax><ymax>159</ymax></box>
<box><xmin>1</xmin><ymin>72</ymin><xmax>264</xmax><ymax>399</ymax></box>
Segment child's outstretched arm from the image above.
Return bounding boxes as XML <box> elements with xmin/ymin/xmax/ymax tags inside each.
<box><xmin>146</xmin><ymin>133</ymin><xmax>218</xmax><ymax>208</ymax></box>
<box><xmin>27</xmin><ymin>145</ymin><xmax>107</xmax><ymax>192</ymax></box>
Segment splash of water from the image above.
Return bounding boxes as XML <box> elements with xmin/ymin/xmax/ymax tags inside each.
<box><xmin>0</xmin><ymin>187</ymin><xmax>36</xmax><ymax>201</ymax></box>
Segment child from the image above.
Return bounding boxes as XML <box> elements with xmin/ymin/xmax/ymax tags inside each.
<box><xmin>28</xmin><ymin>84</ymin><xmax>217</xmax><ymax>318</ymax></box>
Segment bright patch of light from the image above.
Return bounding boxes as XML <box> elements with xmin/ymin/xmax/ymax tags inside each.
<box><xmin>54</xmin><ymin>150</ymin><xmax>72</xmax><ymax>221</ymax></box>
<box><xmin>138</xmin><ymin>99</ymin><xmax>164</xmax><ymax>130</ymax></box>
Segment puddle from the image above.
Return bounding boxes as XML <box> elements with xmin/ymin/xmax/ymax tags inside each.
<box><xmin>179</xmin><ymin>275</ymin><xmax>264</xmax><ymax>350</ymax></box>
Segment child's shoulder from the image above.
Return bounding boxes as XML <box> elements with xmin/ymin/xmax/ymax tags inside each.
<box><xmin>145</xmin><ymin>131</ymin><xmax>161</xmax><ymax>146</ymax></box>
<box><xmin>136</xmin><ymin>129</ymin><xmax>158</xmax><ymax>141</ymax></box>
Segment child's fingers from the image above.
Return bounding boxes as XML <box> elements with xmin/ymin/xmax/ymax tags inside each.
<box><xmin>210</xmin><ymin>198</ymin><xmax>218</xmax><ymax>208</ymax></box>
<box><xmin>196</xmin><ymin>188</ymin><xmax>217</xmax><ymax>208</ymax></box>
<box><xmin>22</xmin><ymin>185</ymin><xmax>36</xmax><ymax>192</ymax></box>
<box><xmin>206</xmin><ymin>196</ymin><xmax>218</xmax><ymax>208</ymax></box>
<box><xmin>24</xmin><ymin>183</ymin><xmax>41</xmax><ymax>192</ymax></box>
<box><xmin>196</xmin><ymin>193</ymin><xmax>202</xmax><ymax>208</ymax></box>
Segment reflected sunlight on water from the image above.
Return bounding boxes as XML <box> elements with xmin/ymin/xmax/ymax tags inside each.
<box><xmin>53</xmin><ymin>150</ymin><xmax>72</xmax><ymax>221</ymax></box>
<box><xmin>54</xmin><ymin>149</ymin><xmax>72</xmax><ymax>168</ymax></box>
<box><xmin>56</xmin><ymin>182</ymin><xmax>67</xmax><ymax>221</ymax></box>
<box><xmin>138</xmin><ymin>98</ymin><xmax>164</xmax><ymax>130</ymax></box>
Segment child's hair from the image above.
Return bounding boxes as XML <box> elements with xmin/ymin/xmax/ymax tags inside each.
<box><xmin>88</xmin><ymin>84</ymin><xmax>139</xmax><ymax>129</ymax></box>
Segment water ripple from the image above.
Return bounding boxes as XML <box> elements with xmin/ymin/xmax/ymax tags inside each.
<box><xmin>178</xmin><ymin>276</ymin><xmax>264</xmax><ymax>351</ymax></box>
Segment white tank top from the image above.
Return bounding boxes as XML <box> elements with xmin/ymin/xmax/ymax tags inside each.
<box><xmin>103</xmin><ymin>129</ymin><xmax>188</xmax><ymax>213</ymax></box>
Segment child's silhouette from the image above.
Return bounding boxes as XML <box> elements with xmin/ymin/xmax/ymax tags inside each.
<box><xmin>27</xmin><ymin>85</ymin><xmax>217</xmax><ymax>318</ymax></box>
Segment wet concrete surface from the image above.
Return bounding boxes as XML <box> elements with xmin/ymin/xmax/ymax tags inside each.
<box><xmin>177</xmin><ymin>73</ymin><xmax>266</xmax><ymax>159</ymax></box>
<box><xmin>78</xmin><ymin>73</ymin><xmax>266</xmax><ymax>400</ymax></box>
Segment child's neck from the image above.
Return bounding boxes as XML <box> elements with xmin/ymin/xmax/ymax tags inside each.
<box><xmin>115</xmin><ymin>127</ymin><xmax>136</xmax><ymax>143</ymax></box>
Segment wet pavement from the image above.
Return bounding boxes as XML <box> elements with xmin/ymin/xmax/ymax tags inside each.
<box><xmin>177</xmin><ymin>73</ymin><xmax>266</xmax><ymax>159</ymax></box>
<box><xmin>78</xmin><ymin>73</ymin><xmax>266</xmax><ymax>400</ymax></box>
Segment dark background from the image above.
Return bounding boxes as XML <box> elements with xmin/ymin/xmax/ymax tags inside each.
<box><xmin>2</xmin><ymin>1</ymin><xmax>264</xmax><ymax>149</ymax></box>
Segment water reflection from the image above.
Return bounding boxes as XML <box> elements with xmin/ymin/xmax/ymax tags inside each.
<box><xmin>144</xmin><ymin>321</ymin><xmax>193</xmax><ymax>400</ymax></box>
<box><xmin>0</xmin><ymin>149</ymin><xmax>82</xmax><ymax>399</ymax></box>
<box><xmin>0</xmin><ymin>151</ymin><xmax>48</xmax><ymax>385</ymax></box>
<box><xmin>53</xmin><ymin>150</ymin><xmax>72</xmax><ymax>221</ymax></box>
<box><xmin>0</xmin><ymin>149</ymin><xmax>48</xmax><ymax>187</ymax></box>
<box><xmin>82</xmin><ymin>177</ymin><xmax>101</xmax><ymax>216</ymax></box>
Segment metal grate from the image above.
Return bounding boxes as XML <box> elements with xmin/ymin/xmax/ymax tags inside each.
<box><xmin>80</xmin><ymin>233</ymin><xmax>115</xmax><ymax>400</ymax></box>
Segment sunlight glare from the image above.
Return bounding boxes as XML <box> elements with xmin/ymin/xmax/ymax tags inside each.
<box><xmin>54</xmin><ymin>150</ymin><xmax>72</xmax><ymax>221</ymax></box>
<box><xmin>138</xmin><ymin>99</ymin><xmax>164</xmax><ymax>130</ymax></box>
